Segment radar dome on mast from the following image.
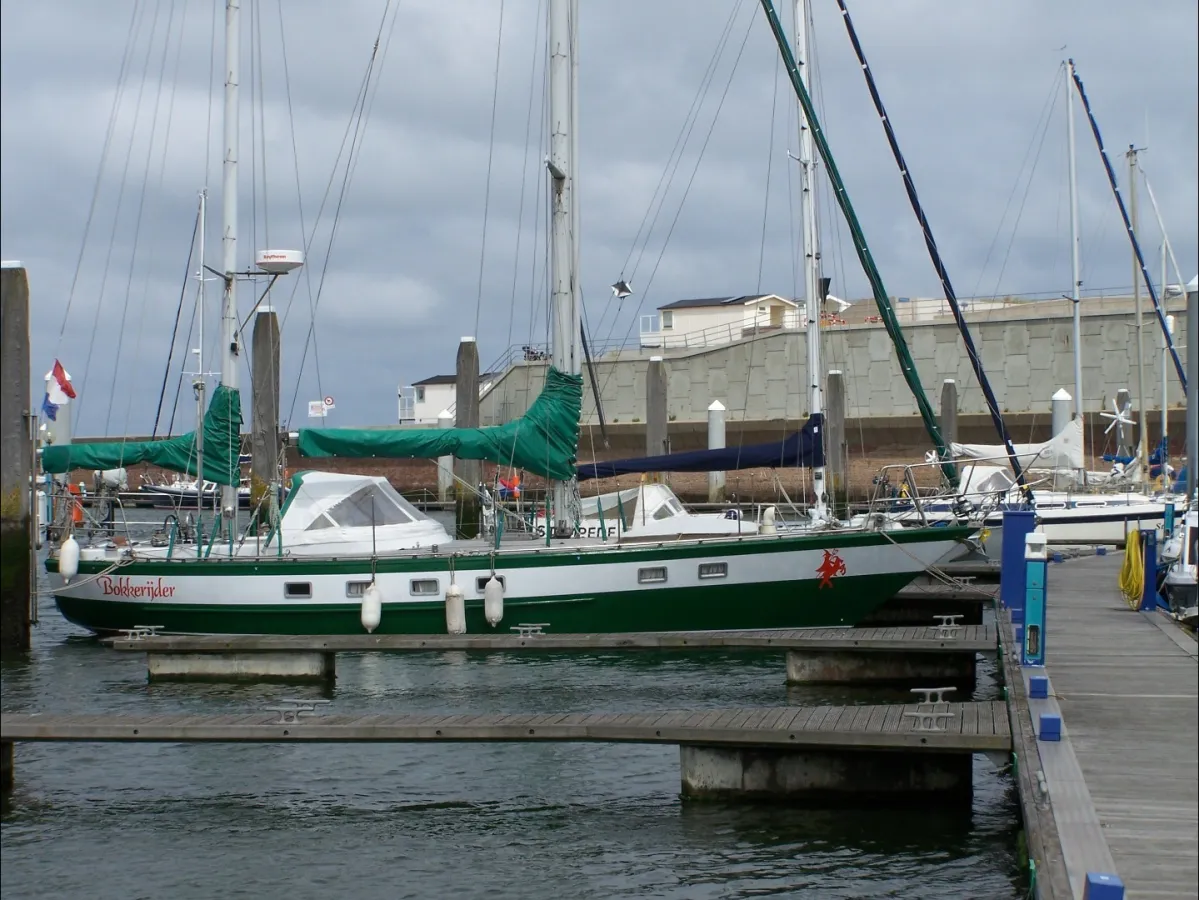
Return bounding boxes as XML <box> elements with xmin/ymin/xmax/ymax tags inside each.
<box><xmin>255</xmin><ymin>249</ymin><xmax>304</xmax><ymax>274</ymax></box>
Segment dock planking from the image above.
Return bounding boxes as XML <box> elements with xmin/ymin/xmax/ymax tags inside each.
<box><xmin>106</xmin><ymin>625</ymin><xmax>997</xmax><ymax>654</ymax></box>
<box><xmin>1</xmin><ymin>702</ymin><xmax>1010</xmax><ymax>751</ymax></box>
<box><xmin>1032</xmin><ymin>553</ymin><xmax>1198</xmax><ymax>900</ymax></box>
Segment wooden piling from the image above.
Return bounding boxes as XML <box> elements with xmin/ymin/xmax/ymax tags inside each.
<box><xmin>454</xmin><ymin>338</ymin><xmax>481</xmax><ymax>539</ymax></box>
<box><xmin>250</xmin><ymin>307</ymin><xmax>280</xmax><ymax>524</ymax></box>
<box><xmin>0</xmin><ymin>264</ymin><xmax>32</xmax><ymax>653</ymax></box>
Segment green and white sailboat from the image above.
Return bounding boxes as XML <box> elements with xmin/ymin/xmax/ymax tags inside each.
<box><xmin>44</xmin><ymin>0</ymin><xmax>970</xmax><ymax>636</ymax></box>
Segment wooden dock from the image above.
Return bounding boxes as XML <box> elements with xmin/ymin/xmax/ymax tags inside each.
<box><xmin>1006</xmin><ymin>552</ymin><xmax>1198</xmax><ymax>899</ymax></box>
<box><xmin>107</xmin><ymin>624</ymin><xmax>997</xmax><ymax>654</ymax></box>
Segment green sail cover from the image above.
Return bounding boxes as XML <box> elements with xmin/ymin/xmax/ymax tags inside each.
<box><xmin>297</xmin><ymin>368</ymin><xmax>583</xmax><ymax>481</ymax></box>
<box><xmin>41</xmin><ymin>384</ymin><xmax>244</xmax><ymax>486</ymax></box>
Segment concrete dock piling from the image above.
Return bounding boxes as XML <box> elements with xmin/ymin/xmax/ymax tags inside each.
<box><xmin>707</xmin><ymin>400</ymin><xmax>726</xmax><ymax>503</ymax></box>
<box><xmin>0</xmin><ymin>263</ymin><xmax>32</xmax><ymax>653</ymax></box>
<box><xmin>454</xmin><ymin>337</ymin><xmax>481</xmax><ymax>539</ymax></box>
<box><xmin>679</xmin><ymin>744</ymin><xmax>973</xmax><ymax>804</ymax></box>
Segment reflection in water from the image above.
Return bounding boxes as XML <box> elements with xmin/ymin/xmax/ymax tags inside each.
<box><xmin>2</xmin><ymin>558</ymin><xmax>1023</xmax><ymax>899</ymax></box>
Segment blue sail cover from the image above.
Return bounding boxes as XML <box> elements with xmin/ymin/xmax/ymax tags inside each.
<box><xmin>577</xmin><ymin>414</ymin><xmax>824</xmax><ymax>481</ymax></box>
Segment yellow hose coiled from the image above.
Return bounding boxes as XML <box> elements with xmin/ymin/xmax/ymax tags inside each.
<box><xmin>1119</xmin><ymin>529</ymin><xmax>1144</xmax><ymax>609</ymax></box>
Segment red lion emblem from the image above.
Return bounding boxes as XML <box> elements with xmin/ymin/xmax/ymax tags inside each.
<box><xmin>816</xmin><ymin>549</ymin><xmax>847</xmax><ymax>589</ymax></box>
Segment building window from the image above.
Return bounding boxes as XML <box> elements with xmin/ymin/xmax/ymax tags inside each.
<box><xmin>345</xmin><ymin>580</ymin><xmax>372</xmax><ymax>598</ymax></box>
<box><xmin>661</xmin><ymin>311</ymin><xmax>673</xmax><ymax>330</ymax></box>
<box><xmin>284</xmin><ymin>582</ymin><xmax>312</xmax><ymax>599</ymax></box>
<box><xmin>476</xmin><ymin>575</ymin><xmax>506</xmax><ymax>592</ymax></box>
<box><xmin>415</xmin><ymin>386</ymin><xmax>426</xmax><ymax>403</ymax></box>
<box><xmin>410</xmin><ymin>578</ymin><xmax>440</xmax><ymax>596</ymax></box>
<box><xmin>698</xmin><ymin>562</ymin><xmax>728</xmax><ymax>579</ymax></box>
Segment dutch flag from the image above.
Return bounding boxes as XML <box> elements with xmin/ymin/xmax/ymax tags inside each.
<box><xmin>42</xmin><ymin>360</ymin><xmax>76</xmax><ymax>422</ymax></box>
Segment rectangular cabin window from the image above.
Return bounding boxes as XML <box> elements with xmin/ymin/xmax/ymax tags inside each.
<box><xmin>698</xmin><ymin>562</ymin><xmax>728</xmax><ymax>579</ymax></box>
<box><xmin>638</xmin><ymin>566</ymin><xmax>667</xmax><ymax>584</ymax></box>
<box><xmin>410</xmin><ymin>578</ymin><xmax>440</xmax><ymax>596</ymax></box>
<box><xmin>345</xmin><ymin>580</ymin><xmax>371</xmax><ymax>598</ymax></box>
<box><xmin>284</xmin><ymin>582</ymin><xmax>312</xmax><ymax>599</ymax></box>
<box><xmin>476</xmin><ymin>575</ymin><xmax>506</xmax><ymax>593</ymax></box>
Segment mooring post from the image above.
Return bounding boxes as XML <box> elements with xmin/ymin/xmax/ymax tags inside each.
<box><xmin>826</xmin><ymin>371</ymin><xmax>848</xmax><ymax>518</ymax></box>
<box><xmin>436</xmin><ymin>409</ymin><xmax>454</xmax><ymax>502</ymax></box>
<box><xmin>1139</xmin><ymin>528</ymin><xmax>1160</xmax><ymax>612</ymax></box>
<box><xmin>707</xmin><ymin>400</ymin><xmax>725</xmax><ymax>503</ymax></box>
<box><xmin>455</xmin><ymin>337</ymin><xmax>481</xmax><ymax>539</ymax></box>
<box><xmin>646</xmin><ymin>356</ymin><xmax>668</xmax><ymax>459</ymax></box>
<box><xmin>0</xmin><ymin>263</ymin><xmax>32</xmax><ymax>653</ymax></box>
<box><xmin>1021</xmin><ymin>532</ymin><xmax>1048</xmax><ymax>666</ymax></box>
<box><xmin>250</xmin><ymin>307</ymin><xmax>280</xmax><ymax>526</ymax></box>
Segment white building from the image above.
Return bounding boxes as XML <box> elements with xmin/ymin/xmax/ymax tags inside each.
<box><xmin>639</xmin><ymin>294</ymin><xmax>801</xmax><ymax>349</ymax></box>
<box><xmin>398</xmin><ymin>373</ymin><xmax>497</xmax><ymax>424</ymax></box>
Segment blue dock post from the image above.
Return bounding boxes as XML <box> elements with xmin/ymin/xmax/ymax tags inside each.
<box><xmin>1082</xmin><ymin>872</ymin><xmax>1124</xmax><ymax>899</ymax></box>
<box><xmin>1000</xmin><ymin>509</ymin><xmax>1037</xmax><ymax>623</ymax></box>
<box><xmin>1138</xmin><ymin>529</ymin><xmax>1161</xmax><ymax>612</ymax></box>
<box><xmin>1163</xmin><ymin>501</ymin><xmax>1175</xmax><ymax>538</ymax></box>
<box><xmin>1022</xmin><ymin>533</ymin><xmax>1048</xmax><ymax>666</ymax></box>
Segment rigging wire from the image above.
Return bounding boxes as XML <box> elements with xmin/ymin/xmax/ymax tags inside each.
<box><xmin>72</xmin><ymin>3</ymin><xmax>153</xmax><ymax>427</ymax></box>
<box><xmin>834</xmin><ymin>0</ymin><xmax>1029</xmax><ymax>491</ymax></box>
<box><xmin>56</xmin><ymin>0</ymin><xmax>143</xmax><ymax>349</ymax></box>
<box><xmin>475</xmin><ymin>0</ymin><xmax>507</xmax><ymax>339</ymax></box>
<box><xmin>284</xmin><ymin>0</ymin><xmax>400</xmax><ymax>427</ymax></box>
<box><xmin>597</xmin><ymin>2</ymin><xmax>759</xmax><ymax>400</ymax></box>
<box><xmin>107</xmin><ymin>0</ymin><xmax>179</xmax><ymax>438</ymax></box>
<box><xmin>152</xmin><ymin>204</ymin><xmax>199</xmax><ymax>438</ymax></box>
<box><xmin>968</xmin><ymin>66</ymin><xmax>1062</xmax><ymax>303</ymax></box>
<box><xmin>505</xmin><ymin>0</ymin><xmax>545</xmax><ymax>360</ymax></box>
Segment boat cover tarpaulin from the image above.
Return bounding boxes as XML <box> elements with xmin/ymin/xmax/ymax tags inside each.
<box><xmin>577</xmin><ymin>413</ymin><xmax>825</xmax><ymax>481</ymax></box>
<box><xmin>296</xmin><ymin>367</ymin><xmax>582</xmax><ymax>481</ymax></box>
<box><xmin>41</xmin><ymin>384</ymin><xmax>243</xmax><ymax>486</ymax></box>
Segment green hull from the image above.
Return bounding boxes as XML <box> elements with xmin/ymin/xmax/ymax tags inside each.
<box><xmin>55</xmin><ymin>571</ymin><xmax>916</xmax><ymax>635</ymax></box>
<box><xmin>49</xmin><ymin>526</ymin><xmax>972</xmax><ymax>635</ymax></box>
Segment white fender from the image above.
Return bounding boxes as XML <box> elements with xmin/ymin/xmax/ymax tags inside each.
<box><xmin>758</xmin><ymin>506</ymin><xmax>777</xmax><ymax>535</ymax></box>
<box><xmin>483</xmin><ymin>575</ymin><xmax>504</xmax><ymax>627</ymax></box>
<box><xmin>59</xmin><ymin>534</ymin><xmax>80</xmax><ymax>582</ymax></box>
<box><xmin>360</xmin><ymin>581</ymin><xmax>382</xmax><ymax>633</ymax></box>
<box><xmin>445</xmin><ymin>581</ymin><xmax>466</xmax><ymax>634</ymax></box>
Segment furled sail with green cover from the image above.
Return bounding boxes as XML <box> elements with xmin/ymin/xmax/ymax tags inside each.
<box><xmin>41</xmin><ymin>384</ymin><xmax>244</xmax><ymax>487</ymax></box>
<box><xmin>297</xmin><ymin>368</ymin><xmax>583</xmax><ymax>481</ymax></box>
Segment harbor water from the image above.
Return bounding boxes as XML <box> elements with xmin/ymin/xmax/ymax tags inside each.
<box><xmin>2</xmin><ymin>557</ymin><xmax>1026</xmax><ymax>899</ymax></box>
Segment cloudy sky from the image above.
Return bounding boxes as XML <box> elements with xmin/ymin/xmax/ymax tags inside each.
<box><xmin>2</xmin><ymin>0</ymin><xmax>1196</xmax><ymax>436</ymax></box>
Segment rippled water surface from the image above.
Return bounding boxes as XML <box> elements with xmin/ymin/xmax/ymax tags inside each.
<box><xmin>2</xmin><ymin>558</ymin><xmax>1024</xmax><ymax>899</ymax></box>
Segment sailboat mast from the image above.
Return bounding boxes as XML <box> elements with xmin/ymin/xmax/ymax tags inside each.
<box><xmin>794</xmin><ymin>0</ymin><xmax>827</xmax><ymax>520</ymax></box>
<box><xmin>1127</xmin><ymin>145</ymin><xmax>1148</xmax><ymax>473</ymax></box>
<box><xmin>548</xmin><ymin>0</ymin><xmax>580</xmax><ymax>534</ymax></box>
<box><xmin>219</xmin><ymin>0</ymin><xmax>241</xmax><ymax>527</ymax></box>
<box><xmin>195</xmin><ymin>189</ymin><xmax>207</xmax><ymax>517</ymax></box>
<box><xmin>1065</xmin><ymin>60</ymin><xmax>1083</xmax><ymax>423</ymax></box>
